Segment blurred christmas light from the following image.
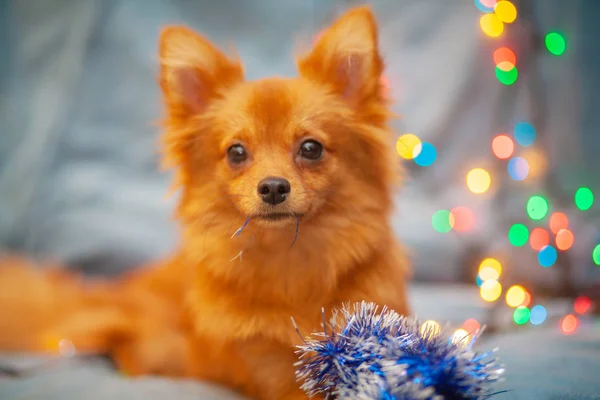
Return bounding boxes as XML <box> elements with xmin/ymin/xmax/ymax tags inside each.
<box><xmin>480</xmin><ymin>279</ymin><xmax>502</xmax><ymax>302</ymax></box>
<box><xmin>474</xmin><ymin>0</ymin><xmax>498</xmax><ymax>13</ymax></box>
<box><xmin>508</xmin><ymin>223</ymin><xmax>529</xmax><ymax>246</ymax></box>
<box><xmin>561</xmin><ymin>314</ymin><xmax>578</xmax><ymax>334</ymax></box>
<box><xmin>506</xmin><ymin>285</ymin><xmax>526</xmax><ymax>308</ymax></box>
<box><xmin>479</xmin><ymin>266</ymin><xmax>500</xmax><ymax>281</ymax></box>
<box><xmin>467</xmin><ymin>168</ymin><xmax>491</xmax><ymax>194</ymax></box>
<box><xmin>480</xmin><ymin>14</ymin><xmax>504</xmax><ymax>37</ymax></box>
<box><xmin>521</xmin><ymin>147</ymin><xmax>548</xmax><ymax>179</ymax></box>
<box><xmin>574</xmin><ymin>296</ymin><xmax>592</xmax><ymax>315</ymax></box>
<box><xmin>420</xmin><ymin>320</ymin><xmax>441</xmax><ymax>338</ymax></box>
<box><xmin>480</xmin><ymin>258</ymin><xmax>502</xmax><ymax>276</ymax></box>
<box><xmin>493</xmin><ymin>47</ymin><xmax>516</xmax><ymax>68</ymax></box>
<box><xmin>495</xmin><ymin>65</ymin><xmax>518</xmax><ymax>85</ymax></box>
<box><xmin>462</xmin><ymin>318</ymin><xmax>481</xmax><ymax>333</ymax></box>
<box><xmin>514</xmin><ymin>122</ymin><xmax>536</xmax><ymax>147</ymax></box>
<box><xmin>494</xmin><ymin>1</ymin><xmax>517</xmax><ymax>23</ymax></box>
<box><xmin>522</xmin><ymin>290</ymin><xmax>532</xmax><ymax>307</ymax></box>
<box><xmin>396</xmin><ymin>134</ymin><xmax>421</xmax><ymax>159</ymax></box>
<box><xmin>593</xmin><ymin>244</ymin><xmax>600</xmax><ymax>265</ymax></box>
<box><xmin>413</xmin><ymin>142</ymin><xmax>437</xmax><ymax>167</ymax></box>
<box><xmin>451</xmin><ymin>328</ymin><xmax>471</xmax><ymax>346</ymax></box>
<box><xmin>450</xmin><ymin>206</ymin><xmax>475</xmax><ymax>232</ymax></box>
<box><xmin>545</xmin><ymin>32</ymin><xmax>566</xmax><ymax>56</ymax></box>
<box><xmin>530</xmin><ymin>228</ymin><xmax>549</xmax><ymax>251</ymax></box>
<box><xmin>549</xmin><ymin>212</ymin><xmax>569</xmax><ymax>234</ymax></box>
<box><xmin>507</xmin><ymin>157</ymin><xmax>529</xmax><ymax>180</ymax></box>
<box><xmin>526</xmin><ymin>195</ymin><xmax>549</xmax><ymax>220</ymax></box>
<box><xmin>432</xmin><ymin>209</ymin><xmax>454</xmax><ymax>233</ymax></box>
<box><xmin>555</xmin><ymin>229</ymin><xmax>574</xmax><ymax>251</ymax></box>
<box><xmin>538</xmin><ymin>245</ymin><xmax>558</xmax><ymax>268</ymax></box>
<box><xmin>492</xmin><ymin>134</ymin><xmax>514</xmax><ymax>159</ymax></box>
<box><xmin>574</xmin><ymin>187</ymin><xmax>594</xmax><ymax>211</ymax></box>
<box><xmin>529</xmin><ymin>305</ymin><xmax>547</xmax><ymax>325</ymax></box>
<box><xmin>513</xmin><ymin>306</ymin><xmax>530</xmax><ymax>325</ymax></box>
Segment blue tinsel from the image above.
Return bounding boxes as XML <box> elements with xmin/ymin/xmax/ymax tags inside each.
<box><xmin>294</xmin><ymin>302</ymin><xmax>504</xmax><ymax>400</ymax></box>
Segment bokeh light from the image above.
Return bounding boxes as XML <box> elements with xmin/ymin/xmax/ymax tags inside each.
<box><xmin>508</xmin><ymin>223</ymin><xmax>529</xmax><ymax>247</ymax></box>
<box><xmin>396</xmin><ymin>134</ymin><xmax>421</xmax><ymax>160</ymax></box>
<box><xmin>474</xmin><ymin>0</ymin><xmax>497</xmax><ymax>13</ymax></box>
<box><xmin>561</xmin><ymin>314</ymin><xmax>578</xmax><ymax>334</ymax></box>
<box><xmin>492</xmin><ymin>134</ymin><xmax>514</xmax><ymax>159</ymax></box>
<box><xmin>493</xmin><ymin>47</ymin><xmax>516</xmax><ymax>68</ymax></box>
<box><xmin>467</xmin><ymin>168</ymin><xmax>491</xmax><ymax>194</ymax></box>
<box><xmin>514</xmin><ymin>122</ymin><xmax>536</xmax><ymax>146</ymax></box>
<box><xmin>420</xmin><ymin>320</ymin><xmax>441</xmax><ymax>338</ymax></box>
<box><xmin>545</xmin><ymin>32</ymin><xmax>566</xmax><ymax>56</ymax></box>
<box><xmin>555</xmin><ymin>229</ymin><xmax>574</xmax><ymax>251</ymax></box>
<box><xmin>494</xmin><ymin>1</ymin><xmax>517</xmax><ymax>23</ymax></box>
<box><xmin>522</xmin><ymin>290</ymin><xmax>532</xmax><ymax>307</ymax></box>
<box><xmin>529</xmin><ymin>228</ymin><xmax>550</xmax><ymax>251</ymax></box>
<box><xmin>574</xmin><ymin>296</ymin><xmax>592</xmax><ymax>315</ymax></box>
<box><xmin>508</xmin><ymin>157</ymin><xmax>529</xmax><ymax>181</ymax></box>
<box><xmin>549</xmin><ymin>212</ymin><xmax>569</xmax><ymax>234</ymax></box>
<box><xmin>479</xmin><ymin>266</ymin><xmax>500</xmax><ymax>281</ymax></box>
<box><xmin>520</xmin><ymin>147</ymin><xmax>548</xmax><ymax>179</ymax></box>
<box><xmin>432</xmin><ymin>209</ymin><xmax>454</xmax><ymax>233</ymax></box>
<box><xmin>526</xmin><ymin>195</ymin><xmax>549</xmax><ymax>220</ymax></box>
<box><xmin>574</xmin><ymin>187</ymin><xmax>594</xmax><ymax>211</ymax></box>
<box><xmin>513</xmin><ymin>306</ymin><xmax>530</xmax><ymax>325</ymax></box>
<box><xmin>479</xmin><ymin>258</ymin><xmax>502</xmax><ymax>277</ymax></box>
<box><xmin>451</xmin><ymin>328</ymin><xmax>470</xmax><ymax>346</ymax></box>
<box><xmin>413</xmin><ymin>142</ymin><xmax>437</xmax><ymax>167</ymax></box>
<box><xmin>506</xmin><ymin>285</ymin><xmax>526</xmax><ymax>308</ymax></box>
<box><xmin>538</xmin><ymin>245</ymin><xmax>558</xmax><ymax>268</ymax></box>
<box><xmin>495</xmin><ymin>65</ymin><xmax>518</xmax><ymax>85</ymax></box>
<box><xmin>480</xmin><ymin>279</ymin><xmax>502</xmax><ymax>302</ymax></box>
<box><xmin>462</xmin><ymin>318</ymin><xmax>481</xmax><ymax>333</ymax></box>
<box><xmin>529</xmin><ymin>305</ymin><xmax>547</xmax><ymax>325</ymax></box>
<box><xmin>593</xmin><ymin>244</ymin><xmax>600</xmax><ymax>266</ymax></box>
<box><xmin>480</xmin><ymin>13</ymin><xmax>504</xmax><ymax>37</ymax></box>
<box><xmin>450</xmin><ymin>206</ymin><xmax>475</xmax><ymax>232</ymax></box>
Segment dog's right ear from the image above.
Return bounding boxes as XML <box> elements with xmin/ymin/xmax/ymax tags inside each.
<box><xmin>159</xmin><ymin>26</ymin><xmax>244</xmax><ymax>123</ymax></box>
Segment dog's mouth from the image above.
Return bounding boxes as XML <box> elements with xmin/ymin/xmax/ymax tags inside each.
<box><xmin>255</xmin><ymin>213</ymin><xmax>303</xmax><ymax>221</ymax></box>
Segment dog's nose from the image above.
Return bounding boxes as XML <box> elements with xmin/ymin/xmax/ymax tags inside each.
<box><xmin>257</xmin><ymin>177</ymin><xmax>291</xmax><ymax>205</ymax></box>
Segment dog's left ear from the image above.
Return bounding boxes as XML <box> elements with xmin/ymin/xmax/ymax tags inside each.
<box><xmin>297</xmin><ymin>6</ymin><xmax>383</xmax><ymax>105</ymax></box>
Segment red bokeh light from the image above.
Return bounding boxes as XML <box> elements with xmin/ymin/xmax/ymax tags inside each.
<box><xmin>530</xmin><ymin>228</ymin><xmax>550</xmax><ymax>251</ymax></box>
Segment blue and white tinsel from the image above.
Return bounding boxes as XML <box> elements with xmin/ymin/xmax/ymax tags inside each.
<box><xmin>294</xmin><ymin>302</ymin><xmax>505</xmax><ymax>400</ymax></box>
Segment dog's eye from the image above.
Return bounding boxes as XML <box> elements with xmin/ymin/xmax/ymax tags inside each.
<box><xmin>299</xmin><ymin>140</ymin><xmax>323</xmax><ymax>161</ymax></box>
<box><xmin>227</xmin><ymin>144</ymin><xmax>248</xmax><ymax>164</ymax></box>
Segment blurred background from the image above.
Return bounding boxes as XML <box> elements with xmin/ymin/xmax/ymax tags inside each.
<box><xmin>0</xmin><ymin>0</ymin><xmax>599</xmax><ymax>331</ymax></box>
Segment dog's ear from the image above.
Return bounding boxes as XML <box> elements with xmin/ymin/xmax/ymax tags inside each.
<box><xmin>297</xmin><ymin>6</ymin><xmax>383</xmax><ymax>105</ymax></box>
<box><xmin>159</xmin><ymin>26</ymin><xmax>244</xmax><ymax>122</ymax></box>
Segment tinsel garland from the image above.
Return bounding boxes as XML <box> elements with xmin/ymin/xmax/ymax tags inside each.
<box><xmin>294</xmin><ymin>302</ymin><xmax>505</xmax><ymax>399</ymax></box>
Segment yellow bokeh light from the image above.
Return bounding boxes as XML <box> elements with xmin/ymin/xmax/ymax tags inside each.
<box><xmin>479</xmin><ymin>258</ymin><xmax>502</xmax><ymax>276</ymax></box>
<box><xmin>505</xmin><ymin>285</ymin><xmax>526</xmax><ymax>308</ymax></box>
<box><xmin>494</xmin><ymin>1</ymin><xmax>517</xmax><ymax>23</ymax></box>
<box><xmin>480</xmin><ymin>280</ymin><xmax>502</xmax><ymax>302</ymax></box>
<box><xmin>419</xmin><ymin>320</ymin><xmax>441</xmax><ymax>339</ymax></box>
<box><xmin>478</xmin><ymin>266</ymin><xmax>500</xmax><ymax>281</ymax></box>
<box><xmin>480</xmin><ymin>14</ymin><xmax>504</xmax><ymax>38</ymax></box>
<box><xmin>521</xmin><ymin>147</ymin><xmax>548</xmax><ymax>180</ymax></box>
<box><xmin>467</xmin><ymin>168</ymin><xmax>492</xmax><ymax>194</ymax></box>
<box><xmin>396</xmin><ymin>134</ymin><xmax>421</xmax><ymax>160</ymax></box>
<box><xmin>451</xmin><ymin>328</ymin><xmax>471</xmax><ymax>346</ymax></box>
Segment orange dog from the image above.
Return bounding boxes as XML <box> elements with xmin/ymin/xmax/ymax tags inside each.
<box><xmin>0</xmin><ymin>6</ymin><xmax>409</xmax><ymax>399</ymax></box>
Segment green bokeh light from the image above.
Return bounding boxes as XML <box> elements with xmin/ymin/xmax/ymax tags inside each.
<box><xmin>508</xmin><ymin>224</ymin><xmax>529</xmax><ymax>247</ymax></box>
<box><xmin>575</xmin><ymin>187</ymin><xmax>594</xmax><ymax>211</ymax></box>
<box><xmin>526</xmin><ymin>195</ymin><xmax>549</xmax><ymax>221</ymax></box>
<box><xmin>495</xmin><ymin>65</ymin><xmax>518</xmax><ymax>85</ymax></box>
<box><xmin>545</xmin><ymin>32</ymin><xmax>566</xmax><ymax>56</ymax></box>
<box><xmin>513</xmin><ymin>306</ymin><xmax>531</xmax><ymax>325</ymax></box>
<box><xmin>432</xmin><ymin>209</ymin><xmax>453</xmax><ymax>233</ymax></box>
<box><xmin>593</xmin><ymin>244</ymin><xmax>600</xmax><ymax>266</ymax></box>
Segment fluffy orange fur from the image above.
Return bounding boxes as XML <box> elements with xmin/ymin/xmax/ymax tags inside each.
<box><xmin>0</xmin><ymin>6</ymin><xmax>409</xmax><ymax>399</ymax></box>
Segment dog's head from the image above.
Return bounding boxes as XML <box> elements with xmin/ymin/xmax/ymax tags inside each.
<box><xmin>159</xmin><ymin>7</ymin><xmax>399</xmax><ymax>232</ymax></box>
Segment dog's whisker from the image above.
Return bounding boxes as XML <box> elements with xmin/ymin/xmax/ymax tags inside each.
<box><xmin>290</xmin><ymin>216</ymin><xmax>300</xmax><ymax>248</ymax></box>
<box><xmin>230</xmin><ymin>250</ymin><xmax>244</xmax><ymax>263</ymax></box>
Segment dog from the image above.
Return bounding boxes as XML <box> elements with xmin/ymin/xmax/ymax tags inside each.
<box><xmin>0</xmin><ymin>6</ymin><xmax>410</xmax><ymax>399</ymax></box>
